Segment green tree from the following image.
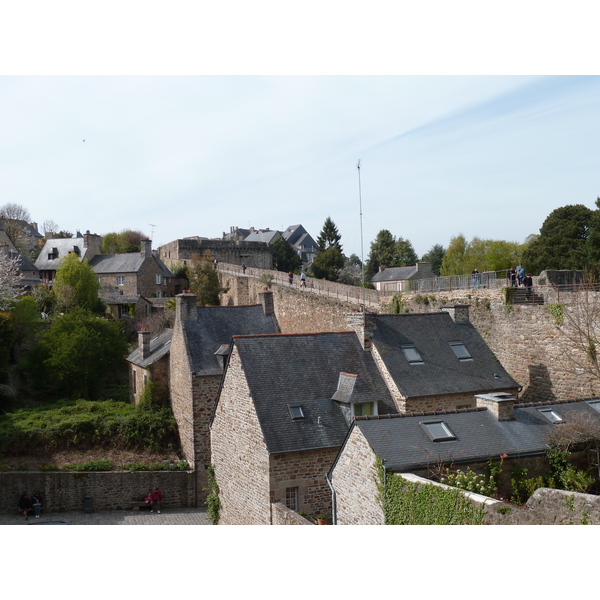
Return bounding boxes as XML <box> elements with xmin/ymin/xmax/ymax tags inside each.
<box><xmin>187</xmin><ymin>252</ymin><xmax>228</xmax><ymax>305</ymax></box>
<box><xmin>101</xmin><ymin>229</ymin><xmax>147</xmax><ymax>254</ymax></box>
<box><xmin>272</xmin><ymin>238</ymin><xmax>302</xmax><ymax>273</ymax></box>
<box><xmin>365</xmin><ymin>230</ymin><xmax>418</xmax><ymax>280</ymax></box>
<box><xmin>41</xmin><ymin>308</ymin><xmax>128</xmax><ymax>399</ymax></box>
<box><xmin>440</xmin><ymin>234</ymin><xmax>469</xmax><ymax>276</ymax></box>
<box><xmin>311</xmin><ymin>217</ymin><xmax>344</xmax><ymax>281</ymax></box>
<box><xmin>54</xmin><ymin>253</ymin><xmax>104</xmax><ymax>313</ymax></box>
<box><xmin>522</xmin><ymin>204</ymin><xmax>594</xmax><ymax>275</ymax></box>
<box><xmin>421</xmin><ymin>244</ymin><xmax>446</xmax><ymax>276</ymax></box>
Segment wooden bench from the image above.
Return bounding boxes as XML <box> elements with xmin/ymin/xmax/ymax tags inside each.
<box><xmin>130</xmin><ymin>500</ymin><xmax>152</xmax><ymax>511</ymax></box>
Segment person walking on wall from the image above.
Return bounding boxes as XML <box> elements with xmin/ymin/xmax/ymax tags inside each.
<box><xmin>19</xmin><ymin>492</ymin><xmax>33</xmax><ymax>521</ymax></box>
<box><xmin>242</xmin><ymin>263</ymin><xmax>246</xmax><ymax>274</ymax></box>
<box><xmin>524</xmin><ymin>273</ymin><xmax>533</xmax><ymax>300</ymax></box>
<box><xmin>300</xmin><ymin>271</ymin><xmax>306</xmax><ymax>288</ymax></box>
<box><xmin>148</xmin><ymin>486</ymin><xmax>163</xmax><ymax>514</ymax></box>
<box><xmin>32</xmin><ymin>491</ymin><xmax>43</xmax><ymax>518</ymax></box>
<box><xmin>516</xmin><ymin>263</ymin><xmax>525</xmax><ymax>287</ymax></box>
<box><xmin>288</xmin><ymin>271</ymin><xmax>293</xmax><ymax>285</ymax></box>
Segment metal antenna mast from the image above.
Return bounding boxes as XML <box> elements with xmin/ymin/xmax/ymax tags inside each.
<box><xmin>148</xmin><ymin>223</ymin><xmax>156</xmax><ymax>241</ymax></box>
<box><xmin>357</xmin><ymin>159</ymin><xmax>365</xmax><ymax>305</ymax></box>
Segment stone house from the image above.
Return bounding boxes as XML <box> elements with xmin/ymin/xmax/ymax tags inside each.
<box><xmin>209</xmin><ymin>331</ymin><xmax>397</xmax><ymax>524</ymax></box>
<box><xmin>348</xmin><ymin>305</ymin><xmax>520</xmax><ymax>413</ymax></box>
<box><xmin>370</xmin><ymin>261</ymin><xmax>435</xmax><ymax>292</ymax></box>
<box><xmin>127</xmin><ymin>328</ymin><xmax>172</xmax><ymax>404</ymax></box>
<box><xmin>169</xmin><ymin>291</ymin><xmax>280</xmax><ymax>500</ymax></box>
<box><xmin>328</xmin><ymin>394</ymin><xmax>600</xmax><ymax>524</ymax></box>
<box><xmin>35</xmin><ymin>230</ymin><xmax>103</xmax><ymax>283</ymax></box>
<box><xmin>89</xmin><ymin>239</ymin><xmax>176</xmax><ymax>298</ymax></box>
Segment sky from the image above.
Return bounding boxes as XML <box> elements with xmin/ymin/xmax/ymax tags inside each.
<box><xmin>2</xmin><ymin>74</ymin><xmax>599</xmax><ymax>262</ymax></box>
<box><xmin>1</xmin><ymin>2</ymin><xmax>599</xmax><ymax>265</ymax></box>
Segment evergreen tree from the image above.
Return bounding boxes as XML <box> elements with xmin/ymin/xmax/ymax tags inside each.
<box><xmin>311</xmin><ymin>217</ymin><xmax>344</xmax><ymax>281</ymax></box>
<box><xmin>522</xmin><ymin>204</ymin><xmax>594</xmax><ymax>275</ymax></box>
<box><xmin>421</xmin><ymin>244</ymin><xmax>446</xmax><ymax>276</ymax></box>
<box><xmin>272</xmin><ymin>238</ymin><xmax>302</xmax><ymax>273</ymax></box>
<box><xmin>365</xmin><ymin>230</ymin><xmax>418</xmax><ymax>280</ymax></box>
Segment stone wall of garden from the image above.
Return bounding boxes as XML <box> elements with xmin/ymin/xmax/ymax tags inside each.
<box><xmin>1</xmin><ymin>471</ymin><xmax>195</xmax><ymax>514</ymax></box>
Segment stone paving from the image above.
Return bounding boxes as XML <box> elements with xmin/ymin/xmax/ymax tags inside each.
<box><xmin>1</xmin><ymin>507</ymin><xmax>211</xmax><ymax>526</ymax></box>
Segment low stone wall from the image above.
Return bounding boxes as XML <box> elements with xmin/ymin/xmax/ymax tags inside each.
<box><xmin>1</xmin><ymin>471</ymin><xmax>195</xmax><ymax>514</ymax></box>
<box><xmin>271</xmin><ymin>502</ymin><xmax>313</xmax><ymax>525</ymax></box>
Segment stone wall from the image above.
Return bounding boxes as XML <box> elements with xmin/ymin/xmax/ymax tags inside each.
<box><xmin>158</xmin><ymin>239</ymin><xmax>273</xmax><ymax>270</ymax></box>
<box><xmin>269</xmin><ymin>447</ymin><xmax>339</xmax><ymax>516</ymax></box>
<box><xmin>220</xmin><ymin>270</ymin><xmax>600</xmax><ymax>404</ymax></box>
<box><xmin>0</xmin><ymin>471</ymin><xmax>194</xmax><ymax>514</ymax></box>
<box><xmin>211</xmin><ymin>346</ymin><xmax>272</xmax><ymax>525</ymax></box>
<box><xmin>331</xmin><ymin>426</ymin><xmax>385</xmax><ymax>525</ymax></box>
<box><xmin>271</xmin><ymin>502</ymin><xmax>314</xmax><ymax>525</ymax></box>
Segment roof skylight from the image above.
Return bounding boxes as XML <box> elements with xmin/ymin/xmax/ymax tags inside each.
<box><xmin>449</xmin><ymin>341</ymin><xmax>472</xmax><ymax>361</ymax></box>
<box><xmin>401</xmin><ymin>345</ymin><xmax>423</xmax><ymax>365</ymax></box>
<box><xmin>420</xmin><ymin>420</ymin><xmax>456</xmax><ymax>442</ymax></box>
<box><xmin>289</xmin><ymin>405</ymin><xmax>305</xmax><ymax>420</ymax></box>
<box><xmin>538</xmin><ymin>408</ymin><xmax>564</xmax><ymax>424</ymax></box>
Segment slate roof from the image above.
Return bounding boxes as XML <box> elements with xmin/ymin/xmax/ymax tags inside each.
<box><xmin>370</xmin><ymin>266</ymin><xmax>418</xmax><ymax>283</ymax></box>
<box><xmin>370</xmin><ymin>313</ymin><xmax>519</xmax><ymax>398</ymax></box>
<box><xmin>35</xmin><ymin>237</ymin><xmax>94</xmax><ymax>271</ymax></box>
<box><xmin>127</xmin><ymin>329</ymin><xmax>173</xmax><ymax>368</ymax></box>
<box><xmin>349</xmin><ymin>399</ymin><xmax>600</xmax><ymax>472</ymax></box>
<box><xmin>184</xmin><ymin>304</ymin><xmax>280</xmax><ymax>377</ymax></box>
<box><xmin>88</xmin><ymin>253</ymin><xmax>174</xmax><ymax>277</ymax></box>
<box><xmin>231</xmin><ymin>332</ymin><xmax>397</xmax><ymax>455</ymax></box>
<box><xmin>244</xmin><ymin>230</ymin><xmax>281</xmax><ymax>244</ymax></box>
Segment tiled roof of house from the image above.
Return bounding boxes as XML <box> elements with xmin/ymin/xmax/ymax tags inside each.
<box><xmin>370</xmin><ymin>313</ymin><xmax>519</xmax><ymax>398</ymax></box>
<box><xmin>184</xmin><ymin>304</ymin><xmax>279</xmax><ymax>377</ymax></box>
<box><xmin>127</xmin><ymin>329</ymin><xmax>173</xmax><ymax>368</ymax></box>
<box><xmin>244</xmin><ymin>230</ymin><xmax>281</xmax><ymax>244</ymax></box>
<box><xmin>351</xmin><ymin>399</ymin><xmax>600</xmax><ymax>472</ymax></box>
<box><xmin>231</xmin><ymin>332</ymin><xmax>396</xmax><ymax>454</ymax></box>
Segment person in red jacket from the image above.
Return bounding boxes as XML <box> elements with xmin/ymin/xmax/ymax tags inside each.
<box><xmin>148</xmin><ymin>486</ymin><xmax>162</xmax><ymax>514</ymax></box>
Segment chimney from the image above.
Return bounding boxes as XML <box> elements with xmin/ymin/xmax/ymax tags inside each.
<box><xmin>176</xmin><ymin>292</ymin><xmax>198</xmax><ymax>323</ymax></box>
<box><xmin>379</xmin><ymin>265</ymin><xmax>386</xmax><ymax>272</ymax></box>
<box><xmin>441</xmin><ymin>303</ymin><xmax>470</xmax><ymax>323</ymax></box>
<box><xmin>347</xmin><ymin>310</ymin><xmax>376</xmax><ymax>350</ymax></box>
<box><xmin>475</xmin><ymin>392</ymin><xmax>516</xmax><ymax>421</ymax></box>
<box><xmin>138</xmin><ymin>329</ymin><xmax>151</xmax><ymax>360</ymax></box>
<box><xmin>83</xmin><ymin>230</ymin><xmax>102</xmax><ymax>260</ymax></box>
<box><xmin>258</xmin><ymin>289</ymin><xmax>275</xmax><ymax>317</ymax></box>
<box><xmin>140</xmin><ymin>239</ymin><xmax>152</xmax><ymax>258</ymax></box>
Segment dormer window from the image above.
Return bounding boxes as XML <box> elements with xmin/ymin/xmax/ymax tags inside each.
<box><xmin>401</xmin><ymin>345</ymin><xmax>423</xmax><ymax>365</ymax></box>
<box><xmin>538</xmin><ymin>408</ymin><xmax>564</xmax><ymax>424</ymax></box>
<box><xmin>420</xmin><ymin>420</ymin><xmax>456</xmax><ymax>442</ymax></box>
<box><xmin>449</xmin><ymin>341</ymin><xmax>472</xmax><ymax>361</ymax></box>
<box><xmin>353</xmin><ymin>402</ymin><xmax>374</xmax><ymax>417</ymax></box>
<box><xmin>214</xmin><ymin>344</ymin><xmax>230</xmax><ymax>370</ymax></box>
<box><xmin>587</xmin><ymin>400</ymin><xmax>600</xmax><ymax>413</ymax></box>
<box><xmin>289</xmin><ymin>405</ymin><xmax>304</xmax><ymax>420</ymax></box>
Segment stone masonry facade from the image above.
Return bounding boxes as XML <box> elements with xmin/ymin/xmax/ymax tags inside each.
<box><xmin>211</xmin><ymin>346</ymin><xmax>272</xmax><ymax>525</ymax></box>
<box><xmin>269</xmin><ymin>447</ymin><xmax>339</xmax><ymax>516</ymax></box>
<box><xmin>158</xmin><ymin>238</ymin><xmax>273</xmax><ymax>271</ymax></box>
<box><xmin>331</xmin><ymin>425</ymin><xmax>385</xmax><ymax>525</ymax></box>
<box><xmin>1</xmin><ymin>471</ymin><xmax>194</xmax><ymax>514</ymax></box>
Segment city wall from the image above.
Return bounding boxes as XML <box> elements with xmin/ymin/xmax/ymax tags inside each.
<box><xmin>220</xmin><ymin>265</ymin><xmax>600</xmax><ymax>404</ymax></box>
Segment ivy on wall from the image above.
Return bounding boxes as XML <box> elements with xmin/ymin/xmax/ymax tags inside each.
<box><xmin>376</xmin><ymin>457</ymin><xmax>485</xmax><ymax>525</ymax></box>
<box><xmin>205</xmin><ymin>464</ymin><xmax>221</xmax><ymax>525</ymax></box>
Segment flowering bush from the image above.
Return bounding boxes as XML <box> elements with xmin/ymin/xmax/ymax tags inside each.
<box><xmin>441</xmin><ymin>467</ymin><xmax>498</xmax><ymax>497</ymax></box>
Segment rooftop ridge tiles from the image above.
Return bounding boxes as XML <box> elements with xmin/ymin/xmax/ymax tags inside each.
<box><xmin>514</xmin><ymin>397</ymin><xmax>588</xmax><ymax>408</ymax></box>
<box><xmin>355</xmin><ymin>406</ymin><xmax>487</xmax><ymax>421</ymax></box>
<box><xmin>232</xmin><ymin>331</ymin><xmax>356</xmax><ymax>339</ymax></box>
